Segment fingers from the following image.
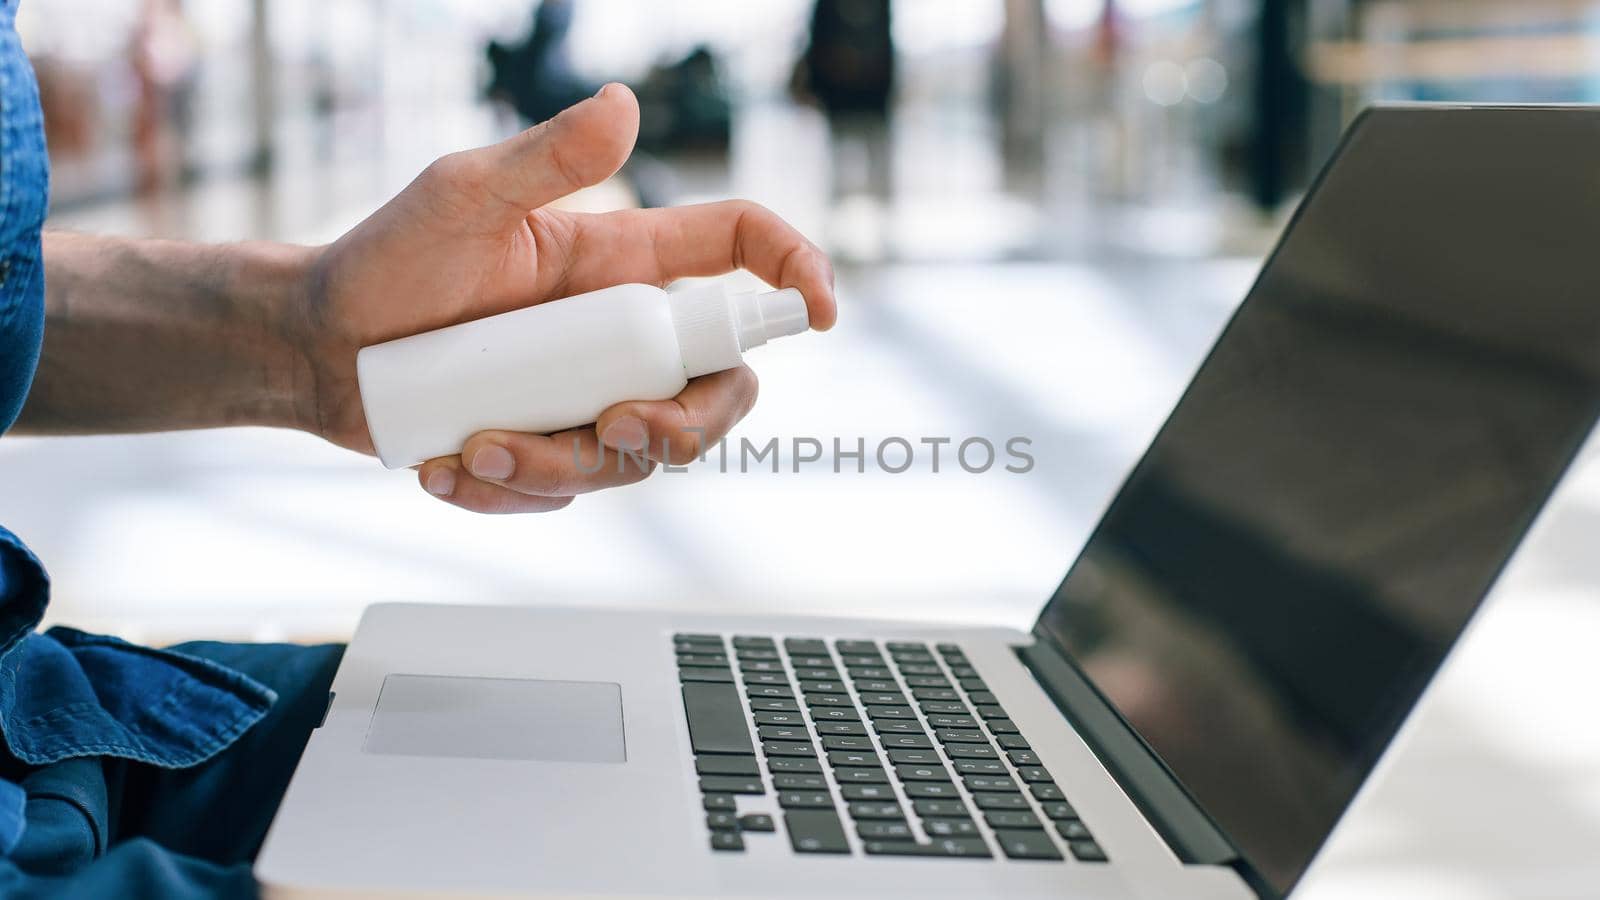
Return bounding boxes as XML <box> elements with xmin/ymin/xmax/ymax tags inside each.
<box><xmin>551</xmin><ymin>200</ymin><xmax>838</xmax><ymax>330</ymax></box>
<box><xmin>415</xmin><ymin>459</ymin><xmax>577</xmax><ymax>515</ymax></box>
<box><xmin>437</xmin><ymin>83</ymin><xmax>640</xmax><ymax>226</ymax></box>
<box><xmin>595</xmin><ymin>366</ymin><xmax>759</xmax><ymax>465</ymax></box>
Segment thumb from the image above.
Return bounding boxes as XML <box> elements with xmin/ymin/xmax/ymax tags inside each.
<box><xmin>468</xmin><ymin>83</ymin><xmax>640</xmax><ymax>220</ymax></box>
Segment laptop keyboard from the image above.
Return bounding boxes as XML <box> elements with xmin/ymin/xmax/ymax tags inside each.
<box><xmin>676</xmin><ymin>634</ymin><xmax>1109</xmax><ymax>862</ymax></box>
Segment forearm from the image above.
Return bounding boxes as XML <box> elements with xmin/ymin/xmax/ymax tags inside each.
<box><xmin>14</xmin><ymin>232</ymin><xmax>319</xmax><ymax>435</ymax></box>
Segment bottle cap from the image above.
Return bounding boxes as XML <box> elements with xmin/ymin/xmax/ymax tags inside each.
<box><xmin>669</xmin><ymin>284</ymin><xmax>811</xmax><ymax>379</ymax></box>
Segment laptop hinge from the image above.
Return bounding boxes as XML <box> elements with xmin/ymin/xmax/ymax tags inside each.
<box><xmin>1015</xmin><ymin>637</ymin><xmax>1252</xmax><ymax>875</ymax></box>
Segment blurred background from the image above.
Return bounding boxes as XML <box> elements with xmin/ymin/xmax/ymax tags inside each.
<box><xmin>5</xmin><ymin>1</ymin><xmax>1600</xmax><ymax>897</ymax></box>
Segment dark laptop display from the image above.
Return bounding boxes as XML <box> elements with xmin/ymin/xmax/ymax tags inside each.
<box><xmin>1036</xmin><ymin>107</ymin><xmax>1600</xmax><ymax>895</ymax></box>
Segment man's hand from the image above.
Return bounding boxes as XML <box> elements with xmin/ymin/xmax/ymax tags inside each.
<box><xmin>293</xmin><ymin>84</ymin><xmax>836</xmax><ymax>513</ymax></box>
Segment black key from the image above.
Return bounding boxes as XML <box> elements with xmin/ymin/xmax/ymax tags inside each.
<box><xmin>746</xmin><ymin>684</ymin><xmax>794</xmax><ymax>699</ymax></box>
<box><xmin>683</xmin><ymin>683</ymin><xmax>754</xmax><ymax>756</ymax></box>
<box><xmin>744</xmin><ymin>671</ymin><xmax>790</xmax><ymax>686</ymax></box>
<box><xmin>894</xmin><ymin>764</ymin><xmax>951</xmax><ymax>782</ymax></box>
<box><xmin>834</xmin><ymin>767</ymin><xmax>889</xmax><ymax>784</ymax></box>
<box><xmin>806</xmin><ymin>694</ymin><xmax>854</xmax><ymax>707</ymax></box>
<box><xmin>847</xmin><ymin>667</ymin><xmax>894</xmax><ymax>680</ymax></box>
<box><xmin>935</xmin><ymin>643</ymin><xmax>963</xmax><ymax>655</ymax></box>
<box><xmin>761</xmin><ymin>741</ymin><xmax>815</xmax><ymax>757</ymax></box>
<box><xmin>778</xmin><ymin>791</ymin><xmax>833</xmax><ymax>809</ymax></box>
<box><xmin>710</xmin><ymin>831</ymin><xmax>745</xmax><ymax>851</ymax></box>
<box><xmin>1041</xmin><ymin>801</ymin><xmax>1079</xmax><ymax>820</ymax></box>
<box><xmin>996</xmin><ymin>735</ymin><xmax>1031</xmax><ymax>750</ymax></box>
<box><xmin>958</xmin><ymin>678</ymin><xmax>988</xmax><ymax>692</ymax></box>
<box><xmin>678</xmin><ymin>667</ymin><xmax>735</xmax><ymax>683</ymax></box>
<box><xmin>822</xmin><ymin>736</ymin><xmax>875</xmax><ymax>752</ymax></box>
<box><xmin>864</xmin><ymin>838</ymin><xmax>990</xmax><ymax>858</ymax></box>
<box><xmin>840</xmin><ymin>654</ymin><xmax>885</xmax><ymax>667</ymax></box>
<box><xmin>834</xmin><ymin>640</ymin><xmax>879</xmax><ymax>654</ymax></box>
<box><xmin>815</xmin><ymin>722</ymin><xmax>869</xmax><ymax>737</ymax></box>
<box><xmin>857</xmin><ymin>820</ymin><xmax>914</xmax><ymax>840</ymax></box>
<box><xmin>799</xmin><ymin>680</ymin><xmax>847</xmax><ymax>694</ymax></box>
<box><xmin>784</xmin><ymin>638</ymin><xmax>828</xmax><ymax>655</ymax></box>
<box><xmin>913</xmin><ymin>688</ymin><xmax>960</xmax><ymax>702</ymax></box>
<box><xmin>697</xmin><ymin>756</ymin><xmax>760</xmax><ymax>776</ymax></box>
<box><xmin>826</xmin><ymin>749</ymin><xmax>877</xmax><ymax>767</ymax></box>
<box><xmin>873</xmin><ymin>721</ymin><xmax>927</xmax><ymax>735</ymax></box>
<box><xmin>853</xmin><ymin>679</ymin><xmax>899</xmax><ymax>692</ymax></box>
<box><xmin>953</xmin><ymin>759</ymin><xmax>1007</xmax><ymax>775</ymax></box>
<box><xmin>675</xmin><ymin>633</ymin><xmax>722</xmax><ymax>645</ymax></box>
<box><xmin>994</xmin><ymin>829</ymin><xmax>1062</xmax><ymax>860</ymax></box>
<box><xmin>737</xmin><ymin>648</ymin><xmax>781</xmax><ymax>661</ymax></box>
<box><xmin>1056</xmin><ymin>820</ymin><xmax>1093</xmax><ymax>841</ymax></box>
<box><xmin>740</xmin><ymin>659</ymin><xmax>785</xmax><ymax>673</ymax></box>
<box><xmin>1031</xmin><ymin>783</ymin><xmax>1065</xmax><ymax>801</ymax></box>
<box><xmin>677</xmin><ymin>653</ymin><xmax>729</xmax><ymax>666</ymax></box>
<box><xmin>934</xmin><ymin>729</ymin><xmax>986</xmax><ymax>744</ymax></box>
<box><xmin>926</xmin><ymin>715</ymin><xmax>979</xmax><ymax>729</ymax></box>
<box><xmin>754</xmin><ymin>711</ymin><xmax>805</xmax><ymax>727</ymax></box>
<box><xmin>767</xmin><ymin>757</ymin><xmax>822</xmax><ymax>774</ymax></box>
<box><xmin>984</xmin><ymin>810</ymin><xmax>1042</xmax><ymax>829</ymax></box>
<box><xmin>839</xmin><ymin>784</ymin><xmax>894</xmax><ymax>801</ymax></box>
<box><xmin>857</xmin><ymin>692</ymin><xmax>909</xmax><ymax>706</ymax></box>
<box><xmin>904</xmin><ymin>675</ymin><xmax>951</xmax><ymax>688</ymax></box>
<box><xmin>732</xmin><ymin>635</ymin><xmax>775</xmax><ymax>649</ymax></box>
<box><xmin>793</xmin><ymin>668</ymin><xmax>839</xmax><ymax>681</ymax></box>
<box><xmin>941</xmin><ymin>653</ymin><xmax>970</xmax><ymax>666</ymax></box>
<box><xmin>923</xmin><ymin>817</ymin><xmax>980</xmax><ymax>837</ymax></box>
<box><xmin>866</xmin><ymin>706</ymin><xmax>916</xmax><ymax>720</ymax></box>
<box><xmin>975</xmin><ymin>794</ymin><xmax>1030</xmax><ymax>811</ymax></box>
<box><xmin>1069</xmin><ymin>840</ymin><xmax>1108</xmax><ymax>862</ymax></box>
<box><xmin>890</xmin><ymin>652</ymin><xmax>935</xmax><ymax>665</ymax></box>
<box><xmin>967</xmin><ymin>691</ymin><xmax>999</xmax><ymax>706</ymax></box>
<box><xmin>976</xmin><ymin>705</ymin><xmax>1009</xmax><ymax>720</ymax></box>
<box><xmin>879</xmin><ymin>733</ymin><xmax>934</xmax><ymax>749</ymax></box>
<box><xmin>739</xmin><ymin>813</ymin><xmax>776</xmax><ymax>832</ymax></box>
<box><xmin>946</xmin><ymin>744</ymin><xmax>998</xmax><ymax>760</ymax></box>
<box><xmin>848</xmin><ymin>802</ymin><xmax>904</xmax><ymax>819</ymax></box>
<box><xmin>887</xmin><ymin>748</ymin><xmax>942</xmax><ymax>765</ymax></box>
<box><xmin>902</xmin><ymin>782</ymin><xmax>959</xmax><ymax>799</ymax></box>
<box><xmin>964</xmin><ymin>775</ymin><xmax>1019</xmax><ymax>793</ymax></box>
<box><xmin>886</xmin><ymin>641</ymin><xmax>929</xmax><ymax>653</ymax></box>
<box><xmin>786</xmin><ymin>810</ymin><xmax>851</xmax><ymax>854</ymax></box>
<box><xmin>810</xmin><ymin>707</ymin><xmax>861</xmax><ymax>722</ymax></box>
<box><xmin>774</xmin><ymin>773</ymin><xmax>827</xmax><ymax>790</ymax></box>
<box><xmin>706</xmin><ymin>812</ymin><xmax>738</xmax><ymax>830</ymax></box>
<box><xmin>748</xmin><ymin>698</ymin><xmax>799</xmax><ymax>712</ymax></box>
<box><xmin>920</xmin><ymin>701</ymin><xmax>968</xmax><ymax>715</ymax></box>
<box><xmin>949</xmin><ymin>666</ymin><xmax>979</xmax><ymax>678</ymax></box>
<box><xmin>1008</xmin><ymin>749</ymin><xmax>1041</xmax><ymax>766</ymax></box>
<box><xmin>758</xmin><ymin>725</ymin><xmax>810</xmax><ymax>742</ymax></box>
<box><xmin>703</xmin><ymin>794</ymin><xmax>736</xmax><ymax>812</ymax></box>
<box><xmin>912</xmin><ymin>800</ymin><xmax>969</xmax><ymax>818</ymax></box>
<box><xmin>898</xmin><ymin>664</ymin><xmax>942</xmax><ymax>676</ymax></box>
<box><xmin>791</xmin><ymin>656</ymin><xmax>834</xmax><ymax>669</ymax></box>
<box><xmin>700</xmin><ymin>775</ymin><xmax>764</xmax><ymax>795</ymax></box>
<box><xmin>986</xmin><ymin>719</ymin><xmax>1020</xmax><ymax>734</ymax></box>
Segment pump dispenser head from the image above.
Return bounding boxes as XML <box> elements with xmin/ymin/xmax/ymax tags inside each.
<box><xmin>668</xmin><ymin>283</ymin><xmax>811</xmax><ymax>378</ymax></box>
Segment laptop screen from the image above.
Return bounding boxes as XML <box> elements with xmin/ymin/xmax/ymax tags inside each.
<box><xmin>1034</xmin><ymin>107</ymin><xmax>1600</xmax><ymax>895</ymax></box>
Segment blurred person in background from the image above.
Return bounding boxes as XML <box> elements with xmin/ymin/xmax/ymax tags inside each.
<box><xmin>0</xmin><ymin>0</ymin><xmax>835</xmax><ymax>892</ymax></box>
<box><xmin>129</xmin><ymin>0</ymin><xmax>199</xmax><ymax>193</ymax></box>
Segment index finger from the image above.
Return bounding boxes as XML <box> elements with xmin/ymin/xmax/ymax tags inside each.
<box><xmin>549</xmin><ymin>200</ymin><xmax>838</xmax><ymax>330</ymax></box>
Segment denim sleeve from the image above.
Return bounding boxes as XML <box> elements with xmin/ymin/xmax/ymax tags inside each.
<box><xmin>0</xmin><ymin>838</ymin><xmax>257</xmax><ymax>900</ymax></box>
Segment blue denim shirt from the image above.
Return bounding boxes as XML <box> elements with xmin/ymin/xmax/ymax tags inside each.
<box><xmin>0</xmin><ymin>0</ymin><xmax>276</xmax><ymax>863</ymax></box>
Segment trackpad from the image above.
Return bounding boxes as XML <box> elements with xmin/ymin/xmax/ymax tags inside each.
<box><xmin>364</xmin><ymin>674</ymin><xmax>626</xmax><ymax>763</ymax></box>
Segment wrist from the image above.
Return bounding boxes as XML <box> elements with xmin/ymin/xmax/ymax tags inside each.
<box><xmin>225</xmin><ymin>240</ymin><xmax>325</xmax><ymax>433</ymax></box>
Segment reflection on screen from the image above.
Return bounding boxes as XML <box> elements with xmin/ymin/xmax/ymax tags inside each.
<box><xmin>1037</xmin><ymin>108</ymin><xmax>1600</xmax><ymax>895</ymax></box>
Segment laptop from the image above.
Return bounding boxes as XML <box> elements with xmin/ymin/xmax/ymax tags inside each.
<box><xmin>256</xmin><ymin>105</ymin><xmax>1600</xmax><ymax>899</ymax></box>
